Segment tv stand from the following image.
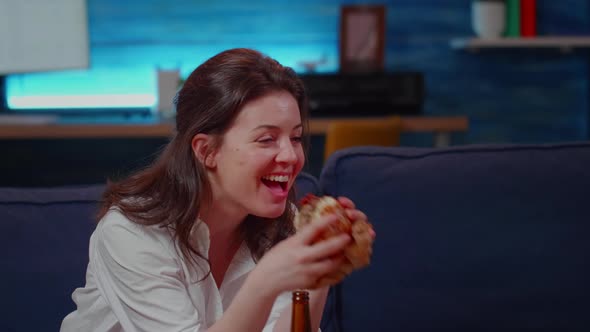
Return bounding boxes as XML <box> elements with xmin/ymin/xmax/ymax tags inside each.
<box><xmin>299</xmin><ymin>72</ymin><xmax>425</xmax><ymax>117</ymax></box>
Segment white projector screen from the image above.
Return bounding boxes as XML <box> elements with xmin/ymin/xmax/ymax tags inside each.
<box><xmin>0</xmin><ymin>0</ymin><xmax>89</xmax><ymax>74</ymax></box>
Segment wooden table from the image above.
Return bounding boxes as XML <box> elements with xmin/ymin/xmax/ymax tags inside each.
<box><xmin>0</xmin><ymin>115</ymin><xmax>468</xmax><ymax>147</ymax></box>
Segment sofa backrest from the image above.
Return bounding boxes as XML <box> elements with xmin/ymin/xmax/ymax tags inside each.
<box><xmin>294</xmin><ymin>171</ymin><xmax>320</xmax><ymax>202</ymax></box>
<box><xmin>320</xmin><ymin>143</ymin><xmax>590</xmax><ymax>331</ymax></box>
<box><xmin>0</xmin><ymin>172</ymin><xmax>320</xmax><ymax>332</ymax></box>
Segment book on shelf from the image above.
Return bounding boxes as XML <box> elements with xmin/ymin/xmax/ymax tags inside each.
<box><xmin>505</xmin><ymin>0</ymin><xmax>520</xmax><ymax>37</ymax></box>
<box><xmin>520</xmin><ymin>0</ymin><xmax>537</xmax><ymax>37</ymax></box>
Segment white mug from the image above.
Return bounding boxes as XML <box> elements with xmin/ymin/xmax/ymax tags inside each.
<box><xmin>471</xmin><ymin>1</ymin><xmax>506</xmax><ymax>39</ymax></box>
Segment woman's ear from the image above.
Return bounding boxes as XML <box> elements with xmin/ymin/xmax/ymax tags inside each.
<box><xmin>191</xmin><ymin>133</ymin><xmax>217</xmax><ymax>168</ymax></box>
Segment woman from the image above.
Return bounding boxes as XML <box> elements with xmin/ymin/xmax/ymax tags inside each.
<box><xmin>61</xmin><ymin>48</ymin><xmax>370</xmax><ymax>332</ymax></box>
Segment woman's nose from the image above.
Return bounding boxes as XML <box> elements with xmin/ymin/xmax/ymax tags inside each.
<box><xmin>276</xmin><ymin>141</ymin><xmax>298</xmax><ymax>164</ymax></box>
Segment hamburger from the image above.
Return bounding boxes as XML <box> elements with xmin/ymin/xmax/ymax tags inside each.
<box><xmin>294</xmin><ymin>194</ymin><xmax>374</xmax><ymax>287</ymax></box>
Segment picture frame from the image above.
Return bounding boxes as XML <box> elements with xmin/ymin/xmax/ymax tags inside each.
<box><xmin>339</xmin><ymin>5</ymin><xmax>386</xmax><ymax>73</ymax></box>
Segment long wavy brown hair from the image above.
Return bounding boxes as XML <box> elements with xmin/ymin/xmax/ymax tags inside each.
<box><xmin>99</xmin><ymin>48</ymin><xmax>309</xmax><ymax>273</ymax></box>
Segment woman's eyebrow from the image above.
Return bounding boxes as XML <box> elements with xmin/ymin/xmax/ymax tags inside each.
<box><xmin>252</xmin><ymin>124</ymin><xmax>279</xmax><ymax>131</ymax></box>
<box><xmin>252</xmin><ymin>123</ymin><xmax>303</xmax><ymax>131</ymax></box>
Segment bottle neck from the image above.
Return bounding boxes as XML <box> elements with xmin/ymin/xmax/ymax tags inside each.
<box><xmin>291</xmin><ymin>291</ymin><xmax>312</xmax><ymax>332</ymax></box>
<box><xmin>292</xmin><ymin>290</ymin><xmax>310</xmax><ymax>303</ymax></box>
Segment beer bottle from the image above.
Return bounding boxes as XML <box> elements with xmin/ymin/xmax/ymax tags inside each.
<box><xmin>290</xmin><ymin>290</ymin><xmax>312</xmax><ymax>332</ymax></box>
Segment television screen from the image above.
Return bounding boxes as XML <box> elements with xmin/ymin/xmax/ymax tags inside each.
<box><xmin>0</xmin><ymin>0</ymin><xmax>89</xmax><ymax>74</ymax></box>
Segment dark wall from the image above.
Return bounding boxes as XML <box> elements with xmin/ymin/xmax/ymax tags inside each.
<box><xmin>385</xmin><ymin>0</ymin><xmax>589</xmax><ymax>143</ymax></box>
<box><xmin>0</xmin><ymin>135</ymin><xmax>333</xmax><ymax>186</ymax></box>
<box><xmin>0</xmin><ymin>138</ymin><xmax>168</xmax><ymax>187</ymax></box>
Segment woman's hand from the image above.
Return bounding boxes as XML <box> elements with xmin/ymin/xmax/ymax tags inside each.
<box><xmin>251</xmin><ymin>213</ymin><xmax>351</xmax><ymax>297</ymax></box>
<box><xmin>336</xmin><ymin>196</ymin><xmax>376</xmax><ymax>240</ymax></box>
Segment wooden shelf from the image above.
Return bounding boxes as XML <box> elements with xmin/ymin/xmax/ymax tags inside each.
<box><xmin>450</xmin><ymin>36</ymin><xmax>590</xmax><ymax>52</ymax></box>
<box><xmin>0</xmin><ymin>115</ymin><xmax>468</xmax><ymax>147</ymax></box>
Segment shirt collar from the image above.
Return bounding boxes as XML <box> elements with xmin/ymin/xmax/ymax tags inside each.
<box><xmin>223</xmin><ymin>242</ymin><xmax>255</xmax><ymax>285</ymax></box>
<box><xmin>191</xmin><ymin>219</ymin><xmax>256</xmax><ymax>286</ymax></box>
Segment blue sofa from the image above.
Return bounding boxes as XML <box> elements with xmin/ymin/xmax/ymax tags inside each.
<box><xmin>0</xmin><ymin>173</ymin><xmax>319</xmax><ymax>332</ymax></box>
<box><xmin>2</xmin><ymin>142</ymin><xmax>590</xmax><ymax>331</ymax></box>
<box><xmin>320</xmin><ymin>142</ymin><xmax>590</xmax><ymax>331</ymax></box>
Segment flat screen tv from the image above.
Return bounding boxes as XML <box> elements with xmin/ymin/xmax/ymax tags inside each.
<box><xmin>0</xmin><ymin>0</ymin><xmax>89</xmax><ymax>74</ymax></box>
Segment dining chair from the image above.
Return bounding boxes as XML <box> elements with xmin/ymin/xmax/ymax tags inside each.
<box><xmin>323</xmin><ymin>116</ymin><xmax>401</xmax><ymax>161</ymax></box>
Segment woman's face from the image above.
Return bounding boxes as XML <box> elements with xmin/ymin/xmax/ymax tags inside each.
<box><xmin>208</xmin><ymin>90</ymin><xmax>305</xmax><ymax>219</ymax></box>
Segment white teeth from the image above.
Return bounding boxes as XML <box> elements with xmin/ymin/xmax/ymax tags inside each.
<box><xmin>262</xmin><ymin>175</ymin><xmax>289</xmax><ymax>182</ymax></box>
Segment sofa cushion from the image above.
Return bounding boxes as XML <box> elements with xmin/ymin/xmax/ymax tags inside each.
<box><xmin>320</xmin><ymin>143</ymin><xmax>590</xmax><ymax>331</ymax></box>
<box><xmin>0</xmin><ymin>184</ymin><xmax>105</xmax><ymax>332</ymax></box>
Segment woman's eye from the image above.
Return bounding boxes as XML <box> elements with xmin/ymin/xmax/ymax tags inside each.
<box><xmin>257</xmin><ymin>137</ymin><xmax>275</xmax><ymax>143</ymax></box>
<box><xmin>291</xmin><ymin>136</ymin><xmax>303</xmax><ymax>143</ymax></box>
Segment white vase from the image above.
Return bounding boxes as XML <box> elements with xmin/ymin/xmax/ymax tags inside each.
<box><xmin>156</xmin><ymin>69</ymin><xmax>180</xmax><ymax>117</ymax></box>
<box><xmin>471</xmin><ymin>1</ymin><xmax>506</xmax><ymax>39</ymax></box>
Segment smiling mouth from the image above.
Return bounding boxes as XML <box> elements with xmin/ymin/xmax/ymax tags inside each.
<box><xmin>261</xmin><ymin>175</ymin><xmax>289</xmax><ymax>193</ymax></box>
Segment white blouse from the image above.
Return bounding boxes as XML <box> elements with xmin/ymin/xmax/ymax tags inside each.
<box><xmin>60</xmin><ymin>209</ymin><xmax>291</xmax><ymax>332</ymax></box>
